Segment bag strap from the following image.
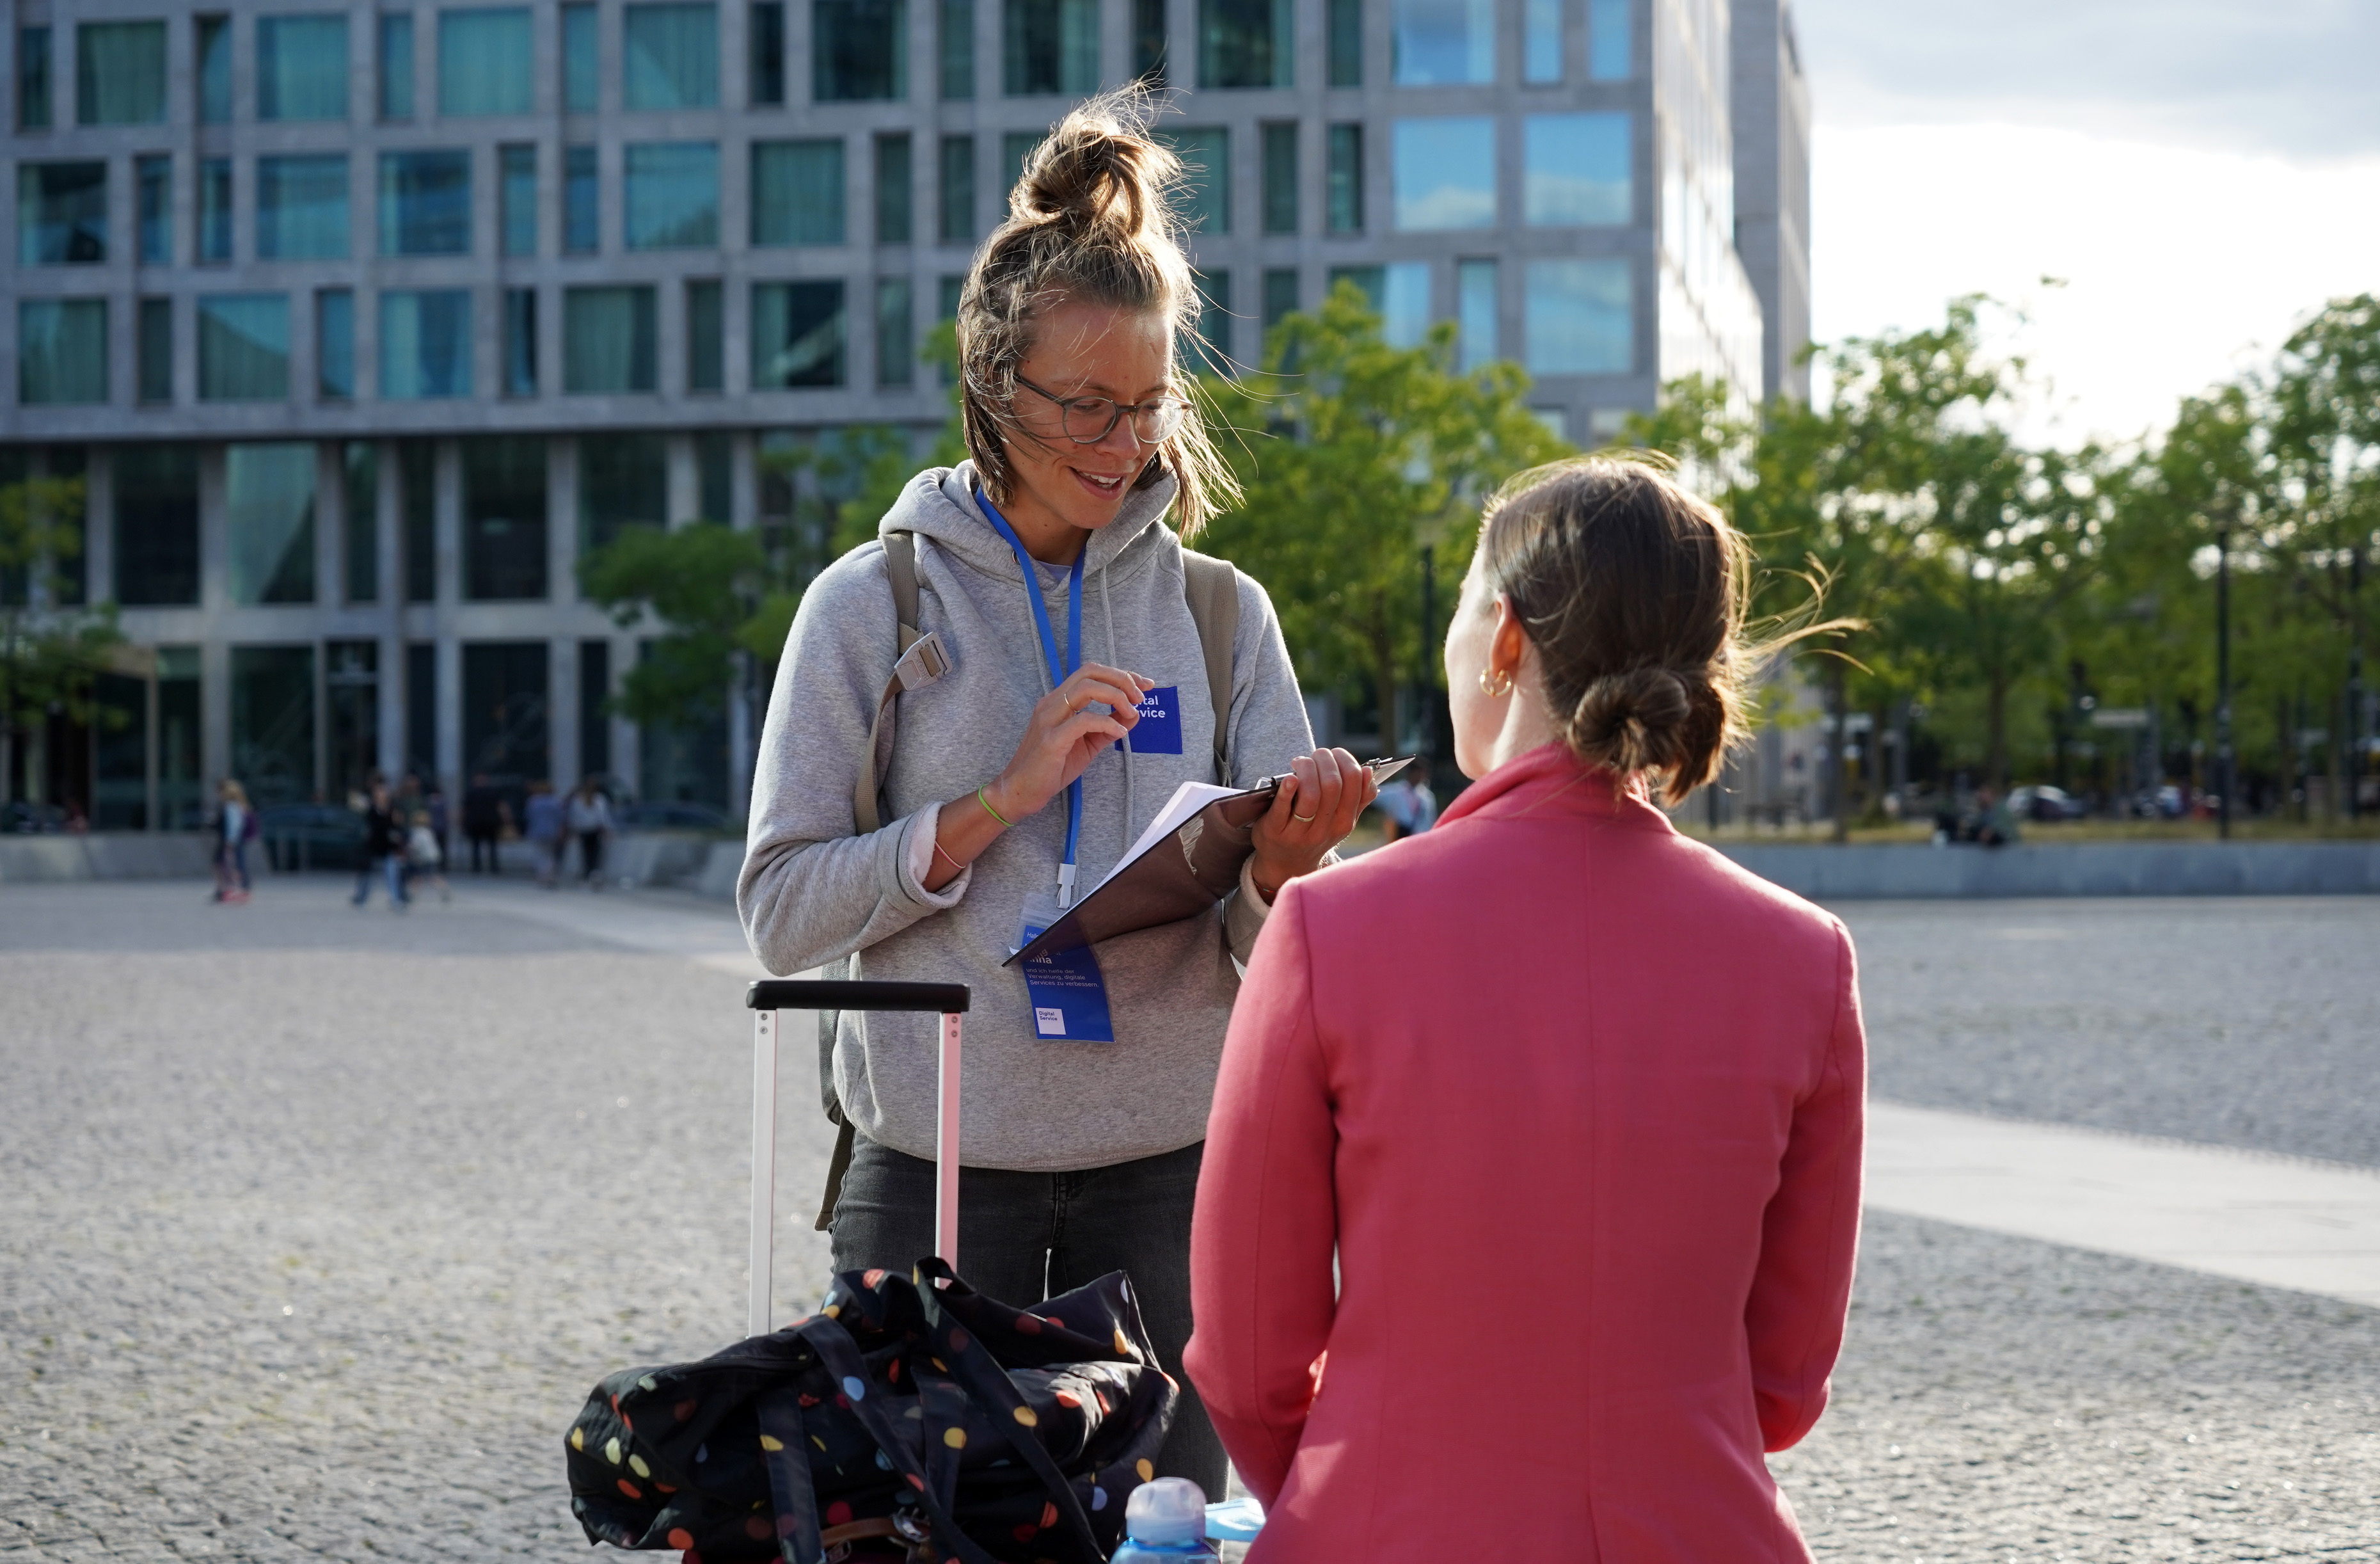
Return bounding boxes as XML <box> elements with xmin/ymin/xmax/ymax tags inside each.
<box><xmin>1178</xmin><ymin>549</ymin><xmax>1240</xmax><ymax>780</ymax></box>
<box><xmin>852</xmin><ymin>530</ymin><xmax>944</xmax><ymax>834</ymax></box>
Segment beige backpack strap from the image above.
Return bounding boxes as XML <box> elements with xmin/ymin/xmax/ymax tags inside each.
<box><xmin>1178</xmin><ymin>550</ymin><xmax>1241</xmax><ymax>780</ymax></box>
<box><xmin>852</xmin><ymin>531</ymin><xmax>946</xmax><ymax>833</ymax></box>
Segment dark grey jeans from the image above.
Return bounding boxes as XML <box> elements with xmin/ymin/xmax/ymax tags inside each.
<box><xmin>828</xmin><ymin>1133</ymin><xmax>1227</xmax><ymax>1499</ymax></box>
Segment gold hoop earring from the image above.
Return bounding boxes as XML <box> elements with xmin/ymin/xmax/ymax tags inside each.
<box><xmin>1479</xmin><ymin>666</ymin><xmax>1513</xmax><ymax>699</ymax></box>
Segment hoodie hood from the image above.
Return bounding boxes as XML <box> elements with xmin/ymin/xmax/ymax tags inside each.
<box><xmin>880</xmin><ymin>458</ymin><xmax>1182</xmax><ymax>586</ymax></box>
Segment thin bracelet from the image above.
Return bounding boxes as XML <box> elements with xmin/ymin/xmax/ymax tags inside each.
<box><xmin>932</xmin><ymin>836</ymin><xmax>966</xmax><ymax>872</ymax></box>
<box><xmin>976</xmin><ymin>785</ymin><xmax>1015</xmax><ymax>829</ymax></box>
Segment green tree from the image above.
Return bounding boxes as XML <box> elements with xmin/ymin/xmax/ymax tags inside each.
<box><xmin>1197</xmin><ymin>280</ymin><xmax>1569</xmax><ymax>746</ymax></box>
<box><xmin>578</xmin><ymin>522</ymin><xmax>774</xmax><ymax>734</ymax></box>
<box><xmin>0</xmin><ymin>474</ymin><xmax>123</xmax><ymax>808</ymax></box>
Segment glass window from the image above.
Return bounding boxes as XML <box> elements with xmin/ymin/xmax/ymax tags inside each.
<box><xmin>1525</xmin><ymin>257</ymin><xmax>1628</xmax><ymax>374</ymax></box>
<box><xmin>232</xmin><ymin>646</ymin><xmax>318</xmax><ymax>805</ymax></box>
<box><xmin>1134</xmin><ymin>0</ymin><xmax>1166</xmax><ymax>82</ymax></box>
<box><xmin>18</xmin><ymin>300</ymin><xmax>108</xmax><ymax>404</ymax></box>
<box><xmin>379</xmin><ymin>289</ymin><xmax>474</xmax><ymax>397</ymax></box>
<box><xmin>1199</xmin><ymin>0</ymin><xmax>1289</xmax><ymax>88</ymax></box>
<box><xmin>1391</xmin><ymin>0</ymin><xmax>1489</xmax><ymax>84</ymax></box>
<box><xmin>751</xmin><ymin>139</ymin><xmax>845</xmax><ymax>245</ymax></box>
<box><xmin>1525</xmin><ymin>111</ymin><xmax>1627</xmax><ymax>225</ymax></box>
<box><xmin>319</xmin><ymin>287</ymin><xmax>354</xmax><ymax>398</ymax></box>
<box><xmin>139</xmin><ymin>297</ymin><xmax>175</xmax><ymax>403</ymax></box>
<box><xmin>564</xmin><ymin>285</ymin><xmax>657</xmax><ymax>392</ymax></box>
<box><xmin>257</xmin><ymin>154</ymin><xmax>351</xmax><ymax>259</ymax></box>
<box><xmin>687</xmin><ymin>279</ymin><xmax>724</xmax><ymax>391</ymax></box>
<box><xmin>578</xmin><ymin>642</ymin><xmax>611</xmax><ymax>772</ymax></box>
<box><xmin>438</xmin><ymin>7</ymin><xmax>532</xmax><ymax>115</ymax></box>
<box><xmin>19</xmin><ymin>26</ymin><xmax>52</xmax><ymax>129</ymax></box>
<box><xmin>817</xmin><ymin>0</ymin><xmax>907</xmax><ymax>100</ymax></box>
<box><xmin>198</xmin><ymin>294</ymin><xmax>290</xmax><ymax>401</ymax></box>
<box><xmin>77</xmin><ymin>21</ymin><xmax>168</xmax><ymax>124</ymax></box>
<box><xmin>459</xmin><ymin>639</ymin><xmax>551</xmax><ymax>783</ymax></box>
<box><xmin>18</xmin><ymin>162</ymin><xmax>107</xmax><ymax>264</ymax></box>
<box><xmin>504</xmin><ymin>286</ymin><xmax>537</xmax><ymax>394</ymax></box>
<box><xmin>136</xmin><ymin>155</ymin><xmax>171</xmax><ymax>264</ymax></box>
<box><xmin>1004</xmin><ymin>0</ymin><xmax>1096</xmax><ymax>95</ymax></box>
<box><xmin>399</xmin><ymin>442</ymin><xmax>436</xmax><ymax>598</ymax></box>
<box><xmin>379</xmin><ymin>12</ymin><xmax>416</xmax><ymax>118</ymax></box>
<box><xmin>1187</xmin><ymin>269</ymin><xmax>1230</xmax><ymax>372</ymax></box>
<box><xmin>1393</xmin><ymin>116</ymin><xmax>1493</xmax><ymax>230</ymax></box>
<box><xmin>1325</xmin><ymin>122</ymin><xmax>1361</xmax><ymax>232</ymax></box>
<box><xmin>344</xmin><ymin>442</ymin><xmax>379</xmax><ymax>602</ymax></box>
<box><xmin>116</xmin><ymin>447</ymin><xmax>202</xmax><ymax>605</ymax></box>
<box><xmin>1168</xmin><ymin>126</ymin><xmax>1228</xmax><ymax>234</ymax></box>
<box><xmin>1261</xmin><ymin>121</ymin><xmax>1296</xmax><ymax>234</ymax></box>
<box><xmin>257</xmin><ymin>15</ymin><xmax>348</xmax><ymax>120</ymax></box>
<box><xmin>697</xmin><ymin>431</ymin><xmax>731</xmax><ymax>522</ymax></box>
<box><xmin>1524</xmin><ymin>0</ymin><xmax>1558</xmax><ymax>81</ymax></box>
<box><xmin>624</xmin><ymin>3</ymin><xmax>718</xmax><ymax>107</ymax></box>
<box><xmin>938</xmin><ymin>134</ymin><xmax>974</xmax><ymax>242</ymax></box>
<box><xmin>462</xmin><ymin>437</ymin><xmax>547</xmax><ymax>600</ymax></box>
<box><xmin>1456</xmin><ymin>255</ymin><xmax>1495</xmax><ymax>369</ymax></box>
<box><xmin>1327</xmin><ymin>0</ymin><xmax>1359</xmax><ymax>85</ymax></box>
<box><xmin>564</xmin><ymin>145</ymin><xmax>599</xmax><ymax>251</ymax></box>
<box><xmin>939</xmin><ymin>0</ymin><xmax>972</xmax><ymax>97</ymax></box>
<box><xmin>580</xmin><ymin>431</ymin><xmax>667</xmax><ymax>548</ymax></box>
<box><xmin>379</xmin><ymin>149</ymin><xmax>471</xmax><ymax>255</ymax></box>
<box><xmin>1001</xmin><ymin>130</ymin><xmax>1043</xmax><ymax>212</ymax></box>
<box><xmin>500</xmin><ymin>143</ymin><xmax>537</xmax><ymax>255</ymax></box>
<box><xmin>199</xmin><ymin>158</ymin><xmax>233</xmax><ymax>261</ymax></box>
<box><xmin>562</xmin><ymin>2</ymin><xmax>598</xmax><ymax>108</ymax></box>
<box><xmin>876</xmin><ymin>132</ymin><xmax>913</xmax><ymax>243</ymax></box>
<box><xmin>752</xmin><ymin>280</ymin><xmax>845</xmax><ymax>387</ymax></box>
<box><xmin>624</xmin><ymin>141</ymin><xmax>718</xmax><ymax>248</ymax></box>
<box><xmin>1587</xmin><ymin>0</ymin><xmax>1626</xmax><ymax>79</ymax></box>
<box><xmin>198</xmin><ymin>16</ymin><xmax>232</xmax><ymax>122</ymax></box>
<box><xmin>875</xmin><ymin>275</ymin><xmax>913</xmax><ymax>386</ymax></box>
<box><xmin>750</xmin><ymin>1</ymin><xmax>785</xmax><ymax>102</ymax></box>
<box><xmin>1261</xmin><ymin>267</ymin><xmax>1297</xmax><ymax>331</ymax></box>
<box><xmin>1328</xmin><ymin>262</ymin><xmax>1426</xmax><ymax>346</ymax></box>
<box><xmin>226</xmin><ymin>443</ymin><xmax>317</xmax><ymax>603</ymax></box>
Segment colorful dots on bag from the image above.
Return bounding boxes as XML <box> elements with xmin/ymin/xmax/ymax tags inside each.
<box><xmin>841</xmin><ymin>1376</ymin><xmax>867</xmax><ymax>1401</ymax></box>
<box><xmin>603</xmin><ymin>1437</ymin><xmax>623</xmax><ymax>1465</ymax></box>
<box><xmin>628</xmin><ymin>1455</ymin><xmax>651</xmax><ymax>1478</ymax></box>
<box><xmin>1012</xmin><ymin>1406</ymin><xmax>1038</xmax><ymax>1428</ymax></box>
<box><xmin>1135</xmin><ymin>1460</ymin><xmax>1154</xmax><ymax>1481</ymax></box>
<box><xmin>1091</xmin><ymin>1486</ymin><xmax>1109</xmax><ymax>1512</ymax></box>
<box><xmin>667</xmin><ymin>1528</ymin><xmax>694</xmax><ymax>1550</ymax></box>
<box><xmin>944</xmin><ymin>1427</ymin><xmax>968</xmax><ymax>1449</ymax></box>
<box><xmin>1016</xmin><ymin>1314</ymin><xmax>1042</xmax><ymax>1335</ymax></box>
<box><xmin>864</xmin><ymin>1269</ymin><xmax>887</xmax><ymax>1288</ymax></box>
<box><xmin>616</xmin><ymin>1480</ymin><xmax>642</xmax><ymax>1500</ymax></box>
<box><xmin>947</xmin><ymin>1327</ymin><xmax>971</xmax><ymax>1351</ymax></box>
<box><xmin>638</xmin><ymin>1375</ymin><xmax>659</xmax><ymax>1392</ymax></box>
<box><xmin>743</xmin><ymin>1516</ymin><xmax>773</xmax><ymax>1541</ymax></box>
<box><xmin>812</xmin><ymin>1435</ymin><xmax>827</xmax><ymax>1452</ymax></box>
<box><xmin>825</xmin><ymin>1501</ymin><xmax>853</xmax><ymax>1527</ymax></box>
<box><xmin>1114</xmin><ymin>1329</ymin><xmax>1134</xmax><ymax>1357</ymax></box>
<box><xmin>674</xmin><ymin>1398</ymin><xmax>699</xmax><ymax>1421</ymax></box>
<box><xmin>569</xmin><ymin>1427</ymin><xmax>585</xmax><ymax>1452</ymax></box>
<box><xmin>1013</xmin><ymin>1524</ymin><xmax>1038</xmax><ymax>1542</ymax></box>
<box><xmin>759</xmin><ymin>1434</ymin><xmax>785</xmax><ymax>1452</ymax></box>
<box><xmin>1054</xmin><ymin>1390</ymin><xmax>1080</xmax><ymax>1409</ymax></box>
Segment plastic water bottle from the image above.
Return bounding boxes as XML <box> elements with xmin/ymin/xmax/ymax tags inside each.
<box><xmin>1111</xmin><ymin>1478</ymin><xmax>1218</xmax><ymax>1560</ymax></box>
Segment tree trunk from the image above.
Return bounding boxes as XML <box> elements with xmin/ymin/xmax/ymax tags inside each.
<box><xmin>1827</xmin><ymin>662</ymin><xmax>1848</xmax><ymax>843</ymax></box>
<box><xmin>1986</xmin><ymin>669</ymin><xmax>2010</xmax><ymax>792</ymax></box>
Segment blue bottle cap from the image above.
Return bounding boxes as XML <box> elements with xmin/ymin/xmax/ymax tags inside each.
<box><xmin>1124</xmin><ymin>1477</ymin><xmax>1207</xmax><ymax>1545</ymax></box>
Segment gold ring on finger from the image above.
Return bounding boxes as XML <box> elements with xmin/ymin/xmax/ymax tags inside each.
<box><xmin>1292</xmin><ymin>811</ymin><xmax>1317</xmax><ymax>822</ymax></box>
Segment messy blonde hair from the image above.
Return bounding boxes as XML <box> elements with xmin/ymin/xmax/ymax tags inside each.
<box><xmin>957</xmin><ymin>87</ymin><xmax>1239</xmax><ymax>537</ymax></box>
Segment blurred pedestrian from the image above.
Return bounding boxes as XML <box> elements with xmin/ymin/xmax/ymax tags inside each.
<box><xmin>566</xmin><ymin>777</ymin><xmax>614</xmax><ymax>888</ymax></box>
<box><xmin>461</xmin><ymin>773</ymin><xmax>504</xmax><ymax>873</ymax></box>
<box><xmin>351</xmin><ymin>774</ymin><xmax>409</xmax><ymax>909</ymax></box>
<box><xmin>1972</xmin><ymin>785</ymin><xmax>2020</xmax><ymax>848</ymax></box>
<box><xmin>406</xmin><ymin>809</ymin><xmax>452</xmax><ymax>902</ymax></box>
<box><xmin>210</xmin><ymin>779</ymin><xmax>255</xmax><ymax>904</ymax></box>
<box><xmin>1373</xmin><ymin>756</ymin><xmax>1438</xmax><ymax>842</ymax></box>
<box><xmin>523</xmin><ymin>779</ymin><xmax>564</xmax><ymax>889</ymax></box>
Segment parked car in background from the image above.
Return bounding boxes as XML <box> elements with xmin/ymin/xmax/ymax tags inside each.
<box><xmin>258</xmin><ymin>803</ymin><xmax>369</xmax><ymax>871</ymax></box>
<box><xmin>615</xmin><ymin>801</ymin><xmax>734</xmax><ymax>833</ymax></box>
<box><xmin>2008</xmin><ymin>785</ymin><xmax>2089</xmax><ymax>822</ymax></box>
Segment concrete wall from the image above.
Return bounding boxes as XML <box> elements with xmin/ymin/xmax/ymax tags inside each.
<box><xmin>1715</xmin><ymin>842</ymin><xmax>2380</xmax><ymax>900</ymax></box>
<box><xmin>0</xmin><ymin>833</ymin><xmax>219</xmax><ymax>882</ymax></box>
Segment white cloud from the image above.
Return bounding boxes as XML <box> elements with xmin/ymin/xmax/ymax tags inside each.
<box><xmin>1811</xmin><ymin>122</ymin><xmax>2380</xmax><ymax>447</ymax></box>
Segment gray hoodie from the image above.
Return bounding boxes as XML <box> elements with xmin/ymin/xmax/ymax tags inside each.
<box><xmin>739</xmin><ymin>461</ymin><xmax>1320</xmax><ymax>1172</ymax></box>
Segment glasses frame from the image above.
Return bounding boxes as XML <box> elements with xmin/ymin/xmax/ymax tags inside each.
<box><xmin>1013</xmin><ymin>374</ymin><xmax>1191</xmax><ymax>446</ymax></box>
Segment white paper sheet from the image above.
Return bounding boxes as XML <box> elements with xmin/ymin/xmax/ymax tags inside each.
<box><xmin>1090</xmin><ymin>779</ymin><xmax>1249</xmax><ymax>898</ymax></box>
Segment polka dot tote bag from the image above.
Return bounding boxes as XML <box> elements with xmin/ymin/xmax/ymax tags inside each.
<box><xmin>566</xmin><ymin>1259</ymin><xmax>1177</xmax><ymax>1563</ymax></box>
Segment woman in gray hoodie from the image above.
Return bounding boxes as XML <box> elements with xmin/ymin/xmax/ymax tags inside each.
<box><xmin>739</xmin><ymin>90</ymin><xmax>1373</xmax><ymax>1492</ymax></box>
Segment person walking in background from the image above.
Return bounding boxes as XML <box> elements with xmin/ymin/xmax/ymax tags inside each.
<box><xmin>1372</xmin><ymin>756</ymin><xmax>1438</xmax><ymax>842</ymax></box>
<box><xmin>351</xmin><ymin>774</ymin><xmax>409</xmax><ymax>910</ymax></box>
<box><xmin>406</xmin><ymin>809</ymin><xmax>452</xmax><ymax>902</ymax></box>
<box><xmin>461</xmin><ymin>773</ymin><xmax>504</xmax><ymax>873</ymax></box>
<box><xmin>1188</xmin><ymin>457</ymin><xmax>1867</xmax><ymax>1561</ymax></box>
<box><xmin>565</xmin><ymin>777</ymin><xmax>613</xmax><ymax>888</ymax></box>
<box><xmin>210</xmin><ymin>779</ymin><xmax>255</xmax><ymax>904</ymax></box>
<box><xmin>524</xmin><ymin>780</ymin><xmax>564</xmax><ymax>889</ymax></box>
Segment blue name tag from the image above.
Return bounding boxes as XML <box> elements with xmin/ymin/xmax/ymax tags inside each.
<box><xmin>1130</xmin><ymin>685</ymin><xmax>1184</xmax><ymax>754</ymax></box>
<box><xmin>1019</xmin><ymin>897</ymin><xmax>1116</xmax><ymax>1042</ymax></box>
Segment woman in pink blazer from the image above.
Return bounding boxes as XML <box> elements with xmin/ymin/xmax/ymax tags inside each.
<box><xmin>1186</xmin><ymin>458</ymin><xmax>1865</xmax><ymax>1560</ymax></box>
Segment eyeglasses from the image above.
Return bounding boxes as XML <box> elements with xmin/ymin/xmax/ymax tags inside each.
<box><xmin>1015</xmin><ymin>375</ymin><xmax>1191</xmax><ymax>445</ymax></box>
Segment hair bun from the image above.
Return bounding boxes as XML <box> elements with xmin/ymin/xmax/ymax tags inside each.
<box><xmin>1011</xmin><ymin>97</ymin><xmax>1176</xmax><ymax>244</ymax></box>
<box><xmin>1567</xmin><ymin>667</ymin><xmax>1694</xmax><ymax>776</ymax></box>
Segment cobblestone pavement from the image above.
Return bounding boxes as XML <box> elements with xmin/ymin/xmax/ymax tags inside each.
<box><xmin>3</xmin><ymin>880</ymin><xmax>2376</xmax><ymax>1561</ymax></box>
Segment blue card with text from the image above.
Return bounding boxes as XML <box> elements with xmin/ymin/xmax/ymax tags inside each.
<box><xmin>1019</xmin><ymin>896</ymin><xmax>1116</xmax><ymax>1042</ymax></box>
<box><xmin>1130</xmin><ymin>685</ymin><xmax>1184</xmax><ymax>754</ymax></box>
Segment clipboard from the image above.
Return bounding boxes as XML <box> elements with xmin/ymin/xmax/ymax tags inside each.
<box><xmin>1003</xmin><ymin>756</ymin><xmax>1414</xmax><ymax>966</ymax></box>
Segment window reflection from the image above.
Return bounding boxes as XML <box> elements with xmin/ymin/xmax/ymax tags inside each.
<box><xmin>225</xmin><ymin>442</ymin><xmax>317</xmax><ymax>603</ymax></box>
<box><xmin>438</xmin><ymin>7</ymin><xmax>534</xmax><ymax>115</ymax></box>
<box><xmin>1390</xmin><ymin>0</ymin><xmax>1491</xmax><ymax>84</ymax></box>
<box><xmin>199</xmin><ymin>294</ymin><xmax>292</xmax><ymax>402</ymax></box>
<box><xmin>1199</xmin><ymin>0</ymin><xmax>1290</xmax><ymax>88</ymax></box>
<box><xmin>380</xmin><ymin>150</ymin><xmax>472</xmax><ymax>254</ymax></box>
<box><xmin>257</xmin><ymin>14</ymin><xmax>349</xmax><ymax>120</ymax></box>
<box><xmin>624</xmin><ymin>141</ymin><xmax>720</xmax><ymax>248</ymax></box>
<box><xmin>817</xmin><ymin>0</ymin><xmax>908</xmax><ymax>100</ymax></box>
<box><xmin>1525</xmin><ymin>257</ymin><xmax>1630</xmax><ymax>374</ymax></box>
<box><xmin>1004</xmin><ymin>0</ymin><xmax>1097</xmax><ymax>95</ymax></box>
<box><xmin>624</xmin><ymin>3</ymin><xmax>719</xmax><ymax>108</ymax></box>
<box><xmin>1525</xmin><ymin>112</ymin><xmax>1629</xmax><ymax>225</ymax></box>
<box><xmin>1392</xmin><ymin>116</ymin><xmax>1493</xmax><ymax>230</ymax></box>
<box><xmin>752</xmin><ymin>280</ymin><xmax>847</xmax><ymax>387</ymax></box>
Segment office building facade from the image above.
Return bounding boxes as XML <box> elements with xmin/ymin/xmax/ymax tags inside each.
<box><xmin>3</xmin><ymin>0</ymin><xmax>1806</xmax><ymax>824</ymax></box>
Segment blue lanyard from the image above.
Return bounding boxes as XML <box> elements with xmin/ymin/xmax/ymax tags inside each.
<box><xmin>977</xmin><ymin>492</ymin><xmax>1088</xmax><ymax>904</ymax></box>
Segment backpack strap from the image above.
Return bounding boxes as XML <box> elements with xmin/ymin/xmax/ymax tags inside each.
<box><xmin>1178</xmin><ymin>549</ymin><xmax>1240</xmax><ymax>780</ymax></box>
<box><xmin>852</xmin><ymin>529</ymin><xmax>947</xmax><ymax>834</ymax></box>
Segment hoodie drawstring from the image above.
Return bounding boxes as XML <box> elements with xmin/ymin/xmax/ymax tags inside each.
<box><xmin>1102</xmin><ymin>564</ymin><xmax>1132</xmax><ymax>863</ymax></box>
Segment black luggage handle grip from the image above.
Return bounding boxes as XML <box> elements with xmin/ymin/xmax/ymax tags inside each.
<box><xmin>746</xmin><ymin>979</ymin><xmax>971</xmax><ymax>1014</ymax></box>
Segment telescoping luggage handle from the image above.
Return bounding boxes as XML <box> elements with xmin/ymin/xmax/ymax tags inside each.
<box><xmin>743</xmin><ymin>980</ymin><xmax>971</xmax><ymax>1339</ymax></box>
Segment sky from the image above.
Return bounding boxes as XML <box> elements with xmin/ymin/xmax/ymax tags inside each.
<box><xmin>1790</xmin><ymin>0</ymin><xmax>2380</xmax><ymax>449</ymax></box>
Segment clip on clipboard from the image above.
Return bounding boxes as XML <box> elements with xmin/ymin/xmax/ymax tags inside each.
<box><xmin>1003</xmin><ymin>756</ymin><xmax>1415</xmax><ymax>968</ymax></box>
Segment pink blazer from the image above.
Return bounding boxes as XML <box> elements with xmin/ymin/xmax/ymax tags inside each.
<box><xmin>1187</xmin><ymin>744</ymin><xmax>1865</xmax><ymax>1561</ymax></box>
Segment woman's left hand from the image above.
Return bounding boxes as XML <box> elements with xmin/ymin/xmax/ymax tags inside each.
<box><xmin>1248</xmin><ymin>747</ymin><xmax>1377</xmax><ymax>902</ymax></box>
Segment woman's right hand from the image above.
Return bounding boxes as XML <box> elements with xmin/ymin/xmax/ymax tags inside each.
<box><xmin>985</xmin><ymin>662</ymin><xmax>1154</xmax><ymax>821</ymax></box>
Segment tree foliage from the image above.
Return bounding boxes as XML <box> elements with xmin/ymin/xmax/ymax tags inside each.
<box><xmin>1</xmin><ymin>475</ymin><xmax>124</xmax><ymax>800</ymax></box>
